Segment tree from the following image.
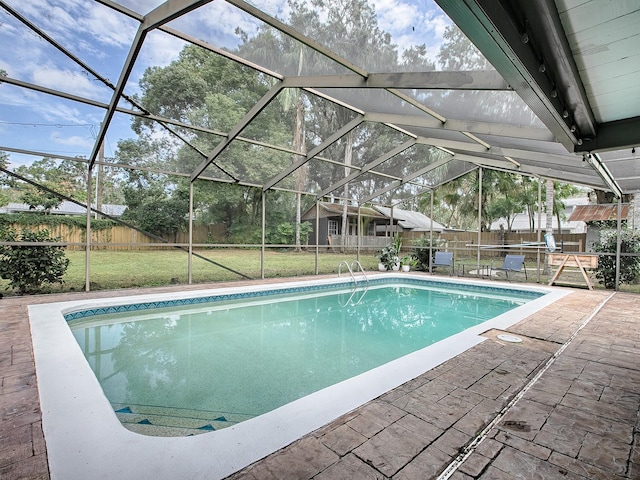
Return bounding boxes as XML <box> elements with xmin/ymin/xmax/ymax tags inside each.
<box><xmin>119</xmin><ymin>165</ymin><xmax>190</xmax><ymax>238</ymax></box>
<box><xmin>0</xmin><ymin>152</ymin><xmax>9</xmax><ymax>207</ymax></box>
<box><xmin>593</xmin><ymin>227</ymin><xmax>640</xmax><ymax>289</ymax></box>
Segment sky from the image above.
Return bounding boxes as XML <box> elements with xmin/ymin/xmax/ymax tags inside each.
<box><xmin>0</xmin><ymin>0</ymin><xmax>453</xmax><ymax>169</ymax></box>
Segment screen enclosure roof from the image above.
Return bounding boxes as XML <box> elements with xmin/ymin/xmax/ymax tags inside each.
<box><xmin>1</xmin><ymin>0</ymin><xmax>639</xmax><ymax>207</ymax></box>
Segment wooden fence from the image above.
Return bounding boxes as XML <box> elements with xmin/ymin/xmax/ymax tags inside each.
<box><xmin>3</xmin><ymin>223</ymin><xmax>587</xmax><ymax>256</ymax></box>
<box><xmin>436</xmin><ymin>231</ymin><xmax>586</xmax><ymax>260</ymax></box>
<box><xmin>3</xmin><ymin>223</ymin><xmax>227</xmax><ymax>250</ymax></box>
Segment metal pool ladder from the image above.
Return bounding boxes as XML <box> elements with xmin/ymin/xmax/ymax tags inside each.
<box><xmin>338</xmin><ymin>260</ymin><xmax>369</xmax><ymax>306</ymax></box>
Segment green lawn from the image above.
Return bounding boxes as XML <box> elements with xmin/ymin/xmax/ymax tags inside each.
<box><xmin>0</xmin><ymin>248</ymin><xmax>382</xmax><ymax>295</ymax></box>
<box><xmin>1</xmin><ymin>248</ymin><xmax>634</xmax><ymax>296</ymax></box>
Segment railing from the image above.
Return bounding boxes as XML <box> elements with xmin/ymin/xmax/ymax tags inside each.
<box><xmin>338</xmin><ymin>260</ymin><xmax>369</xmax><ymax>306</ymax></box>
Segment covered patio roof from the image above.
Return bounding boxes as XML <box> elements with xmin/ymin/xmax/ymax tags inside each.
<box><xmin>0</xmin><ymin>0</ymin><xmax>638</xmax><ymax>206</ymax></box>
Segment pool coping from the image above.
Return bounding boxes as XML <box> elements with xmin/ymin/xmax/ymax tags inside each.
<box><xmin>29</xmin><ymin>274</ymin><xmax>568</xmax><ymax>480</ymax></box>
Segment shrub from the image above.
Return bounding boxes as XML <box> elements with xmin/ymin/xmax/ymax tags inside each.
<box><xmin>378</xmin><ymin>234</ymin><xmax>402</xmax><ymax>270</ymax></box>
<box><xmin>411</xmin><ymin>236</ymin><xmax>444</xmax><ymax>271</ymax></box>
<box><xmin>592</xmin><ymin>228</ymin><xmax>640</xmax><ymax>289</ymax></box>
<box><xmin>0</xmin><ymin>227</ymin><xmax>70</xmax><ymax>294</ymax></box>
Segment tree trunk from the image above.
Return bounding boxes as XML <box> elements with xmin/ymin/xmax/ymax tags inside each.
<box><xmin>293</xmin><ymin>95</ymin><xmax>307</xmax><ymax>251</ymax></box>
<box><xmin>293</xmin><ymin>49</ymin><xmax>307</xmax><ymax>252</ymax></box>
<box><xmin>341</xmin><ymin>131</ymin><xmax>355</xmax><ymax>253</ymax></box>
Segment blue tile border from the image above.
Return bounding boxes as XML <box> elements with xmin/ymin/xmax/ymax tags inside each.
<box><xmin>64</xmin><ymin>277</ymin><xmax>543</xmax><ymax>322</ymax></box>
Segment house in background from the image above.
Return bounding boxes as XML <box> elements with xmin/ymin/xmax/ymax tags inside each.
<box><xmin>489</xmin><ymin>196</ymin><xmax>589</xmax><ymax>234</ymax></box>
<box><xmin>0</xmin><ymin>201</ymin><xmax>126</xmax><ymax>218</ymax></box>
<box><xmin>302</xmin><ymin>202</ymin><xmax>445</xmax><ymax>247</ymax></box>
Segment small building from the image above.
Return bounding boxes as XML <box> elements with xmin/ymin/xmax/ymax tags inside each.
<box><xmin>567</xmin><ymin>203</ymin><xmax>629</xmax><ymax>251</ymax></box>
<box><xmin>301</xmin><ymin>202</ymin><xmax>445</xmax><ymax>247</ymax></box>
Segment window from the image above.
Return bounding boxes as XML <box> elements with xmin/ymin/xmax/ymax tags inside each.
<box><xmin>328</xmin><ymin>220</ymin><xmax>338</xmax><ymax>236</ymax></box>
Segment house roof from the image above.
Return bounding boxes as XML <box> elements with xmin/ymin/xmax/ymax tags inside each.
<box><xmin>0</xmin><ymin>201</ymin><xmax>126</xmax><ymax>217</ymax></box>
<box><xmin>301</xmin><ymin>202</ymin><xmax>386</xmax><ymax>221</ymax></box>
<box><xmin>568</xmin><ymin>204</ymin><xmax>629</xmax><ymax>222</ymax></box>
<box><xmin>373</xmin><ymin>206</ymin><xmax>446</xmax><ymax>232</ymax></box>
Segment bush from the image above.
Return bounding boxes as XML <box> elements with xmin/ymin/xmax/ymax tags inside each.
<box><xmin>411</xmin><ymin>236</ymin><xmax>444</xmax><ymax>271</ymax></box>
<box><xmin>0</xmin><ymin>227</ymin><xmax>70</xmax><ymax>294</ymax></box>
<box><xmin>378</xmin><ymin>234</ymin><xmax>402</xmax><ymax>270</ymax></box>
<box><xmin>592</xmin><ymin>228</ymin><xmax>640</xmax><ymax>289</ymax></box>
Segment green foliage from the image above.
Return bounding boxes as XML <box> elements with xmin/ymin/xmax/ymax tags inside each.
<box><xmin>19</xmin><ymin>186</ymin><xmax>64</xmax><ymax>212</ymax></box>
<box><xmin>13</xmin><ymin>158</ymin><xmax>89</xmax><ymax>211</ymax></box>
<box><xmin>400</xmin><ymin>255</ymin><xmax>417</xmax><ymax>267</ymax></box>
<box><xmin>592</xmin><ymin>228</ymin><xmax>640</xmax><ymax>289</ymax></box>
<box><xmin>0</xmin><ymin>213</ymin><xmax>116</xmax><ymax>231</ymax></box>
<box><xmin>411</xmin><ymin>236</ymin><xmax>444</xmax><ymax>271</ymax></box>
<box><xmin>0</xmin><ymin>227</ymin><xmax>70</xmax><ymax>294</ymax></box>
<box><xmin>121</xmin><ymin>181</ymin><xmax>189</xmax><ymax>237</ymax></box>
<box><xmin>268</xmin><ymin>221</ymin><xmax>312</xmax><ymax>245</ymax></box>
<box><xmin>378</xmin><ymin>234</ymin><xmax>402</xmax><ymax>270</ymax></box>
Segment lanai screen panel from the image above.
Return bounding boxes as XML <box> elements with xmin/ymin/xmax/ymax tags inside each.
<box><xmin>0</xmin><ymin>0</ymin><xmax>137</xmax><ymax>105</ymax></box>
<box><xmin>411</xmin><ymin>159</ymin><xmax>476</xmax><ymax>190</ymax></box>
<box><xmin>403</xmin><ymin>89</ymin><xmax>544</xmax><ymax>127</ymax></box>
<box><xmin>241</xmin><ymin>0</ymin><xmax>441</xmax><ymax>74</ymax></box>
<box><xmin>597</xmin><ymin>150</ymin><xmax>640</xmax><ymax>194</ymax></box>
<box><xmin>167</xmin><ymin>0</ymin><xmax>356</xmax><ymax>77</ymax></box>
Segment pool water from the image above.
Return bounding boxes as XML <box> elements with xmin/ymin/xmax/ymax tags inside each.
<box><xmin>68</xmin><ymin>282</ymin><xmax>538</xmax><ymax>436</ymax></box>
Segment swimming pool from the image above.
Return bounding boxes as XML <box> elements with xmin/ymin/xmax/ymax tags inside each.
<box><xmin>29</xmin><ymin>274</ymin><xmax>567</xmax><ymax>479</ymax></box>
<box><xmin>66</xmin><ymin>279</ymin><xmax>540</xmax><ymax>437</ymax></box>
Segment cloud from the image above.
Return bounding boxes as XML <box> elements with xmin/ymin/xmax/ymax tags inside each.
<box><xmin>172</xmin><ymin>1</ymin><xmax>262</xmax><ymax>50</ymax></box>
<box><xmin>32</xmin><ymin>68</ymin><xmax>107</xmax><ymax>99</ymax></box>
<box><xmin>80</xmin><ymin>4</ymin><xmax>138</xmax><ymax>49</ymax></box>
<box><xmin>50</xmin><ymin>133</ymin><xmax>95</xmax><ymax>149</ymax></box>
<box><xmin>372</xmin><ymin>0</ymin><xmax>452</xmax><ymax>62</ymax></box>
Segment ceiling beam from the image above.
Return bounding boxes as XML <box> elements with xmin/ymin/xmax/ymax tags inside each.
<box><xmin>450</xmin><ymin>153</ymin><xmax>605</xmax><ymax>189</ymax></box>
<box><xmin>364</xmin><ymin>111</ymin><xmax>554</xmax><ymax>142</ymax></box>
<box><xmin>142</xmin><ymin>0</ymin><xmax>211</xmax><ymax>30</ymax></box>
<box><xmin>576</xmin><ymin>116</ymin><xmax>640</xmax><ymax>153</ymax></box>
<box><xmin>435</xmin><ymin>0</ymin><xmax>588</xmax><ymax>150</ymax></box>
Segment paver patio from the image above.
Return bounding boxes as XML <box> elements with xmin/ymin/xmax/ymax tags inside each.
<box><xmin>1</xmin><ymin>276</ymin><xmax>639</xmax><ymax>479</ymax></box>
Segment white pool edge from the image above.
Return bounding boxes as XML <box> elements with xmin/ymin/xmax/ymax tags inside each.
<box><xmin>29</xmin><ymin>274</ymin><xmax>569</xmax><ymax>480</ymax></box>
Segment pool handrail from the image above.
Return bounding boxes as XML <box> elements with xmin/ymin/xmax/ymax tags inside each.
<box><xmin>338</xmin><ymin>260</ymin><xmax>369</xmax><ymax>287</ymax></box>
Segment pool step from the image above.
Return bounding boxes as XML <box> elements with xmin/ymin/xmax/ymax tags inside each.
<box><xmin>112</xmin><ymin>403</ymin><xmax>255</xmax><ymax>437</ymax></box>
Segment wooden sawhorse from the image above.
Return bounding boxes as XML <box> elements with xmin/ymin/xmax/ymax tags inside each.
<box><xmin>548</xmin><ymin>253</ymin><xmax>598</xmax><ymax>290</ymax></box>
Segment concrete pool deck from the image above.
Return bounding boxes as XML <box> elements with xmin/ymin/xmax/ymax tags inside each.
<box><xmin>1</xmin><ymin>274</ymin><xmax>639</xmax><ymax>479</ymax></box>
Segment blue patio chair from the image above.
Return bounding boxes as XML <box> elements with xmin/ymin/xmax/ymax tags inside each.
<box><xmin>432</xmin><ymin>251</ymin><xmax>454</xmax><ymax>275</ymax></box>
<box><xmin>490</xmin><ymin>254</ymin><xmax>527</xmax><ymax>281</ymax></box>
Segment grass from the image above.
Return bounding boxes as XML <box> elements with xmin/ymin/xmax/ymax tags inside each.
<box><xmin>0</xmin><ymin>248</ymin><xmax>383</xmax><ymax>295</ymax></box>
<box><xmin>2</xmin><ymin>248</ymin><xmax>637</xmax><ymax>296</ymax></box>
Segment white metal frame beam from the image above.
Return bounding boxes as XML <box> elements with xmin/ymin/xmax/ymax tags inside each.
<box><xmin>263</xmin><ymin>117</ymin><xmax>365</xmax><ymax>191</ymax></box>
<box><xmin>282</xmin><ymin>71</ymin><xmax>510</xmax><ymax>90</ymax></box>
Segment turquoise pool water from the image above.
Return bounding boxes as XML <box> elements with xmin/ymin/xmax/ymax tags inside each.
<box><xmin>67</xmin><ymin>280</ymin><xmax>540</xmax><ymax>436</ymax></box>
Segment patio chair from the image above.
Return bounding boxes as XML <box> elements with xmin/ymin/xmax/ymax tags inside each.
<box><xmin>490</xmin><ymin>254</ymin><xmax>527</xmax><ymax>281</ymax></box>
<box><xmin>432</xmin><ymin>251</ymin><xmax>454</xmax><ymax>275</ymax></box>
